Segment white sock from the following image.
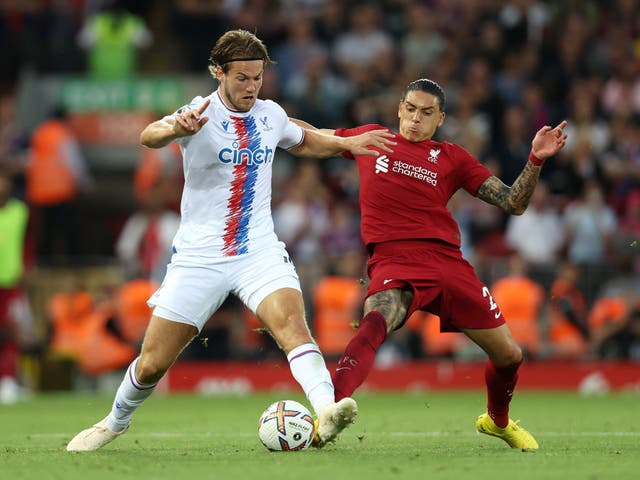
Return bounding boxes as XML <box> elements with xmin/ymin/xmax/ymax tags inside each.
<box><xmin>107</xmin><ymin>357</ymin><xmax>156</xmax><ymax>432</ymax></box>
<box><xmin>287</xmin><ymin>343</ymin><xmax>334</xmax><ymax>415</ymax></box>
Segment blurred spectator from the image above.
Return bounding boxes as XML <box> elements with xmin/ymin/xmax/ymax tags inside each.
<box><xmin>548</xmin><ymin>262</ymin><xmax>589</xmax><ymax>358</ymax></box>
<box><xmin>273</xmin><ymin>160</ymin><xmax>330</xmax><ymax>311</ymax></box>
<box><xmin>116</xmin><ymin>150</ymin><xmax>180</xmax><ymax>283</ymax></box>
<box><xmin>505</xmin><ymin>180</ymin><xmax>564</xmax><ymax>267</ymax></box>
<box><xmin>539</xmin><ymin>12</ymin><xmax>593</xmax><ymax>106</ymax></box>
<box><xmin>332</xmin><ymin>2</ymin><xmax>393</xmax><ymax>81</ymax></box>
<box><xmin>313</xmin><ymin>274</ymin><xmax>363</xmax><ymax>358</ymax></box>
<box><xmin>273</xmin><ymin>14</ymin><xmax>327</xmax><ymax>91</ymax></box>
<box><xmin>489</xmin><ymin>105</ymin><xmax>532</xmax><ymax>185</ymax></box>
<box><xmin>490</xmin><ymin>254</ymin><xmax>545</xmax><ymax>358</ymax></box>
<box><xmin>26</xmin><ymin>107</ymin><xmax>94</xmax><ymax>261</ymax></box>
<box><xmin>232</xmin><ymin>0</ymin><xmax>285</xmax><ymax>45</ymax></box>
<box><xmin>48</xmin><ymin>287</ymin><xmax>137</xmax><ymax>376</ymax></box>
<box><xmin>619</xmin><ymin>189</ymin><xmax>640</xmax><ymax>240</ymax></box>
<box><xmin>77</xmin><ymin>0</ymin><xmax>153</xmax><ymax>80</ymax></box>
<box><xmin>438</xmin><ymin>93</ymin><xmax>490</xmax><ymax>159</ymax></box>
<box><xmin>601</xmin><ymin>58</ymin><xmax>640</xmax><ymax>118</ymax></box>
<box><xmin>0</xmin><ymin>171</ymin><xmax>33</xmax><ymax>404</ymax></box>
<box><xmin>285</xmin><ymin>49</ymin><xmax>354</xmax><ymax>126</ymax></box>
<box><xmin>469</xmin><ymin>19</ymin><xmax>506</xmax><ymax>71</ymax></box>
<box><xmin>588</xmin><ymin>296</ymin><xmax>628</xmax><ymax>357</ymax></box>
<box><xmin>498</xmin><ymin>0</ymin><xmax>550</xmax><ymax>50</ymax></box>
<box><xmin>399</xmin><ymin>2</ymin><xmax>446</xmax><ymax>76</ymax></box>
<box><xmin>594</xmin><ymin>306</ymin><xmax>640</xmax><ymax>361</ymax></box>
<box><xmin>596</xmin><ymin>246</ymin><xmax>640</xmax><ymax>305</ymax></box>
<box><xmin>273</xmin><ymin>160</ymin><xmax>329</xmax><ymax>264</ymax></box>
<box><xmin>493</xmin><ymin>49</ymin><xmax>530</xmax><ymax>107</ymax></box>
<box><xmin>546</xmin><ymin>136</ymin><xmax>607</xmax><ymax>203</ymax></box>
<box><xmin>521</xmin><ymin>82</ymin><xmax>552</xmax><ymax>135</ymax></box>
<box><xmin>0</xmin><ymin>92</ymin><xmax>29</xmax><ymax>198</ymax></box>
<box><xmin>562</xmin><ymin>81</ymin><xmax>611</xmax><ymax>157</ymax></box>
<box><xmin>563</xmin><ymin>180</ymin><xmax>617</xmax><ymax>266</ymax></box>
<box><xmin>134</xmin><ymin>141</ymin><xmax>183</xmax><ymax>212</ymax></box>
<box><xmin>313</xmin><ymin>0</ymin><xmax>348</xmax><ymax>49</ymax></box>
<box><xmin>170</xmin><ymin>0</ymin><xmax>229</xmax><ymax>72</ymax></box>
<box><xmin>322</xmin><ymin>202</ymin><xmax>363</xmax><ymax>275</ymax></box>
<box><xmin>600</xmin><ymin>115</ymin><xmax>640</xmax><ymax>213</ymax></box>
<box><xmin>462</xmin><ymin>57</ymin><xmax>505</xmax><ymax>152</ymax></box>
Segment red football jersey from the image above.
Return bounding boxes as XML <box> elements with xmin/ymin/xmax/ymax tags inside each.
<box><xmin>335</xmin><ymin>124</ymin><xmax>493</xmax><ymax>248</ymax></box>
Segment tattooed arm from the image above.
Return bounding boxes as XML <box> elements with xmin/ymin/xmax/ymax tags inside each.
<box><xmin>476</xmin><ymin>121</ymin><xmax>568</xmax><ymax>215</ymax></box>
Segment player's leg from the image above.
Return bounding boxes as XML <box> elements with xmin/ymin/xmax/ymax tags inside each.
<box><xmin>333</xmin><ymin>288</ymin><xmax>412</xmax><ymax>401</ymax></box>
<box><xmin>462</xmin><ymin>324</ymin><xmax>522</xmax><ymax>427</ymax></box>
<box><xmin>256</xmin><ymin>287</ymin><xmax>357</xmax><ymax>446</ymax></box>
<box><xmin>66</xmin><ymin>315</ymin><xmax>197</xmax><ymax>451</ymax></box>
<box><xmin>462</xmin><ymin>325</ymin><xmax>538</xmax><ymax>450</ymax></box>
<box><xmin>256</xmin><ymin>287</ymin><xmax>335</xmax><ymax>413</ymax></box>
<box><xmin>111</xmin><ymin>315</ymin><xmax>198</xmax><ymax>428</ymax></box>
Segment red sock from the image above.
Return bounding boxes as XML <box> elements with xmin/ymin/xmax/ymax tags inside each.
<box><xmin>333</xmin><ymin>311</ymin><xmax>388</xmax><ymax>401</ymax></box>
<box><xmin>485</xmin><ymin>359</ymin><xmax>521</xmax><ymax>428</ymax></box>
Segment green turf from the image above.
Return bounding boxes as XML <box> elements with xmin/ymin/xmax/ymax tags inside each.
<box><xmin>1</xmin><ymin>391</ymin><xmax>638</xmax><ymax>480</ymax></box>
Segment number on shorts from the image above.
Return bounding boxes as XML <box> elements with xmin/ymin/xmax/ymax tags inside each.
<box><xmin>482</xmin><ymin>286</ymin><xmax>502</xmax><ymax>319</ymax></box>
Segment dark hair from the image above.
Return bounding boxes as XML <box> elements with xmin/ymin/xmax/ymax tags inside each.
<box><xmin>209</xmin><ymin>29</ymin><xmax>273</xmax><ymax>74</ymax></box>
<box><xmin>402</xmin><ymin>79</ymin><xmax>446</xmax><ymax>112</ymax></box>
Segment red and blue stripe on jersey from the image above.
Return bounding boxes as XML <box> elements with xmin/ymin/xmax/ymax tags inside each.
<box><xmin>222</xmin><ymin>115</ymin><xmax>261</xmax><ymax>256</ymax></box>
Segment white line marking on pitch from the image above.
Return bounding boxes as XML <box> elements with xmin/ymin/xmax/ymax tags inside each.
<box><xmin>24</xmin><ymin>431</ymin><xmax>640</xmax><ymax>439</ymax></box>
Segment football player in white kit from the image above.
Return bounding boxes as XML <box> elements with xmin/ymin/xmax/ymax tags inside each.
<box><xmin>66</xmin><ymin>29</ymin><xmax>395</xmax><ymax>452</ymax></box>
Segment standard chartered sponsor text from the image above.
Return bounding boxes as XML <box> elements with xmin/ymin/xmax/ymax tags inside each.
<box><xmin>392</xmin><ymin>160</ymin><xmax>438</xmax><ymax>186</ymax></box>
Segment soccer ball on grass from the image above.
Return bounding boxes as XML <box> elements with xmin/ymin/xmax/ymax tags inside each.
<box><xmin>258</xmin><ymin>400</ymin><xmax>315</xmax><ymax>451</ymax></box>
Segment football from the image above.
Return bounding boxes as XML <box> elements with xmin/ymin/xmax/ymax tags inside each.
<box><xmin>258</xmin><ymin>400</ymin><xmax>315</xmax><ymax>451</ymax></box>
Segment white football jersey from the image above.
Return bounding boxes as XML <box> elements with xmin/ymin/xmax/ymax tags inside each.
<box><xmin>168</xmin><ymin>90</ymin><xmax>304</xmax><ymax>257</ymax></box>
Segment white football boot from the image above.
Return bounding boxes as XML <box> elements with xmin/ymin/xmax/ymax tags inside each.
<box><xmin>313</xmin><ymin>397</ymin><xmax>358</xmax><ymax>447</ymax></box>
<box><xmin>66</xmin><ymin>416</ymin><xmax>129</xmax><ymax>452</ymax></box>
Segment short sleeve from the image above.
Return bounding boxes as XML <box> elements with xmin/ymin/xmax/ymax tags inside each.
<box><xmin>452</xmin><ymin>144</ymin><xmax>493</xmax><ymax>195</ymax></box>
<box><xmin>260</xmin><ymin>100</ymin><xmax>304</xmax><ymax>150</ymax></box>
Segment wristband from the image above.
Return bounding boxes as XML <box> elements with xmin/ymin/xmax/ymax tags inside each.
<box><xmin>528</xmin><ymin>151</ymin><xmax>545</xmax><ymax>166</ymax></box>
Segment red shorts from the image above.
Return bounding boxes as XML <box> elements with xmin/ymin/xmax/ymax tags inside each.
<box><xmin>366</xmin><ymin>240</ymin><xmax>504</xmax><ymax>332</ymax></box>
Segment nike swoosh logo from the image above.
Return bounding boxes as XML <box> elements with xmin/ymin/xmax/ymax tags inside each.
<box><xmin>383</xmin><ymin>279</ymin><xmax>393</xmax><ymax>285</ymax></box>
<box><xmin>335</xmin><ymin>367</ymin><xmax>351</xmax><ymax>372</ymax></box>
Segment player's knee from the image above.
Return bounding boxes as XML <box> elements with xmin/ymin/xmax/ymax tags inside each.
<box><xmin>275</xmin><ymin>315</ymin><xmax>313</xmax><ymax>352</ymax></box>
<box><xmin>496</xmin><ymin>343</ymin><xmax>523</xmax><ymax>367</ymax></box>
<box><xmin>136</xmin><ymin>356</ymin><xmax>169</xmax><ymax>384</ymax></box>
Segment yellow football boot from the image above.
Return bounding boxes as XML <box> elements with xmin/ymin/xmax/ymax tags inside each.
<box><xmin>476</xmin><ymin>413</ymin><xmax>539</xmax><ymax>451</ymax></box>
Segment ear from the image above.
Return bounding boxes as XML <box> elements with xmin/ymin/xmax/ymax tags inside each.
<box><xmin>209</xmin><ymin>65</ymin><xmax>224</xmax><ymax>80</ymax></box>
<box><xmin>437</xmin><ymin>111</ymin><xmax>446</xmax><ymax>127</ymax></box>
<box><xmin>398</xmin><ymin>101</ymin><xmax>403</xmax><ymax>119</ymax></box>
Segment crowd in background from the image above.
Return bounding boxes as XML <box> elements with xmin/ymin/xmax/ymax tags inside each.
<box><xmin>1</xmin><ymin>0</ymin><xmax>640</xmax><ymax>398</ymax></box>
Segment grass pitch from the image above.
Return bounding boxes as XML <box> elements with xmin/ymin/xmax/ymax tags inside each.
<box><xmin>1</xmin><ymin>390</ymin><xmax>638</xmax><ymax>480</ymax></box>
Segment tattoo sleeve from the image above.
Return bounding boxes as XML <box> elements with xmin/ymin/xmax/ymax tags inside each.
<box><xmin>476</xmin><ymin>161</ymin><xmax>542</xmax><ymax>215</ymax></box>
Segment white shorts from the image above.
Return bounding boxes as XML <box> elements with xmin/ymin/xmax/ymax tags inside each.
<box><xmin>148</xmin><ymin>241</ymin><xmax>300</xmax><ymax>332</ymax></box>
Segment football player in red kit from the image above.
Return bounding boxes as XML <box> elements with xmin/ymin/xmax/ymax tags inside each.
<box><xmin>294</xmin><ymin>78</ymin><xmax>567</xmax><ymax>450</ymax></box>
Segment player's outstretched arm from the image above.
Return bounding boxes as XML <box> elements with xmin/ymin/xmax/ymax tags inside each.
<box><xmin>476</xmin><ymin>120</ymin><xmax>568</xmax><ymax>215</ymax></box>
<box><xmin>291</xmin><ymin>127</ymin><xmax>395</xmax><ymax>159</ymax></box>
<box><xmin>140</xmin><ymin>99</ymin><xmax>210</xmax><ymax>148</ymax></box>
<box><xmin>289</xmin><ymin>117</ymin><xmax>335</xmax><ymax>136</ymax></box>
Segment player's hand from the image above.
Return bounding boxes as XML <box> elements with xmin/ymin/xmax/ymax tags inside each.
<box><xmin>173</xmin><ymin>99</ymin><xmax>210</xmax><ymax>137</ymax></box>
<box><xmin>346</xmin><ymin>129</ymin><xmax>396</xmax><ymax>156</ymax></box>
<box><xmin>531</xmin><ymin>120</ymin><xmax>568</xmax><ymax>159</ymax></box>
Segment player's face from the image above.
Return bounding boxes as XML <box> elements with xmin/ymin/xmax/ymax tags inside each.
<box><xmin>398</xmin><ymin>90</ymin><xmax>445</xmax><ymax>142</ymax></box>
<box><xmin>217</xmin><ymin>60</ymin><xmax>264</xmax><ymax>112</ymax></box>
